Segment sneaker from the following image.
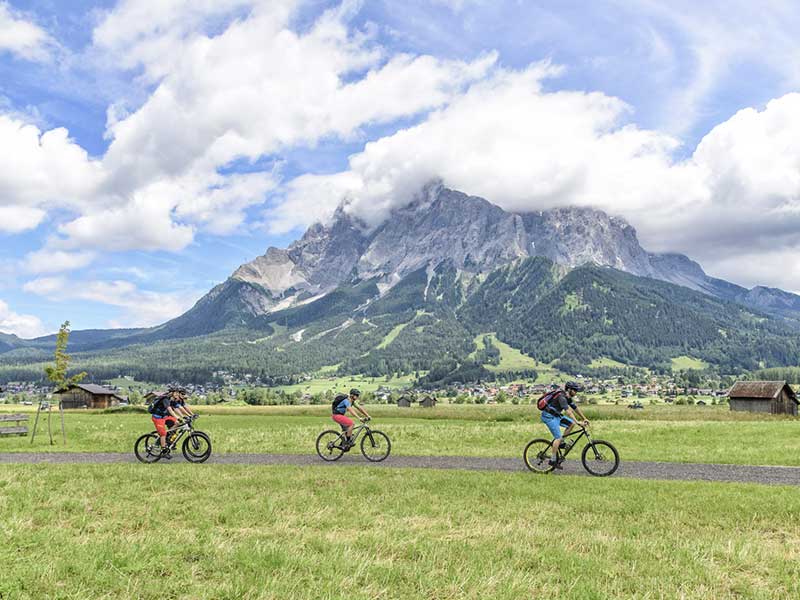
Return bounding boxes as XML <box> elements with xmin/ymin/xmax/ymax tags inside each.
<box><xmin>160</xmin><ymin>448</ymin><xmax>173</xmax><ymax>460</ymax></box>
<box><xmin>548</xmin><ymin>458</ymin><xmax>563</xmax><ymax>470</ymax></box>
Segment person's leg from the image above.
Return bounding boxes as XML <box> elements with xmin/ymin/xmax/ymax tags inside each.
<box><xmin>153</xmin><ymin>417</ymin><xmax>168</xmax><ymax>450</ymax></box>
<box><xmin>332</xmin><ymin>414</ymin><xmax>354</xmax><ymax>444</ymax></box>
<box><xmin>542</xmin><ymin>413</ymin><xmax>563</xmax><ymax>465</ymax></box>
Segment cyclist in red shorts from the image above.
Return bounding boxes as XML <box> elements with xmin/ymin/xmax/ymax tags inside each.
<box><xmin>331</xmin><ymin>388</ymin><xmax>371</xmax><ymax>450</ymax></box>
<box><xmin>148</xmin><ymin>391</ymin><xmax>184</xmax><ymax>459</ymax></box>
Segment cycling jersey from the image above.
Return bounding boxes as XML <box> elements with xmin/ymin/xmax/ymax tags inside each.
<box><xmin>333</xmin><ymin>397</ymin><xmax>351</xmax><ymax>415</ymax></box>
<box><xmin>545</xmin><ymin>391</ymin><xmax>577</xmax><ymax>417</ymax></box>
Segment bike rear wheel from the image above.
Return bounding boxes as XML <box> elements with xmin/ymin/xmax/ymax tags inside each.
<box><xmin>523</xmin><ymin>438</ymin><xmax>555</xmax><ymax>473</ymax></box>
<box><xmin>316</xmin><ymin>430</ymin><xmax>345</xmax><ymax>461</ymax></box>
<box><xmin>134</xmin><ymin>433</ymin><xmax>163</xmax><ymax>463</ymax></box>
<box><xmin>581</xmin><ymin>440</ymin><xmax>620</xmax><ymax>477</ymax></box>
<box><xmin>360</xmin><ymin>430</ymin><xmax>391</xmax><ymax>462</ymax></box>
<box><xmin>182</xmin><ymin>431</ymin><xmax>212</xmax><ymax>463</ymax></box>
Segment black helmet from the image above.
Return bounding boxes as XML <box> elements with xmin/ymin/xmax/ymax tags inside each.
<box><xmin>350</xmin><ymin>388</ymin><xmax>361</xmax><ymax>397</ymax></box>
<box><xmin>565</xmin><ymin>381</ymin><xmax>583</xmax><ymax>392</ymax></box>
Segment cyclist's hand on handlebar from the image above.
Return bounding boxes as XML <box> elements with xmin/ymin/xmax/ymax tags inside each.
<box><xmin>582</xmin><ymin>419</ymin><xmax>590</xmax><ymax>427</ymax></box>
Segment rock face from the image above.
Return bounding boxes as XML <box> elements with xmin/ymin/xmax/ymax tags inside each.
<box><xmin>189</xmin><ymin>183</ymin><xmax>800</xmax><ymax>328</ymax></box>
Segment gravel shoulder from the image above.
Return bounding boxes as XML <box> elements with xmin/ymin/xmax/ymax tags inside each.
<box><xmin>2</xmin><ymin>452</ymin><xmax>799</xmax><ymax>486</ymax></box>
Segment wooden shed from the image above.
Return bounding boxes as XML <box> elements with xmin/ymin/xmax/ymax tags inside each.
<box><xmin>727</xmin><ymin>381</ymin><xmax>798</xmax><ymax>416</ymax></box>
<box><xmin>397</xmin><ymin>396</ymin><xmax>412</xmax><ymax>408</ymax></box>
<box><xmin>55</xmin><ymin>383</ymin><xmax>125</xmax><ymax>410</ymax></box>
<box><xmin>420</xmin><ymin>395</ymin><xmax>437</xmax><ymax>408</ymax></box>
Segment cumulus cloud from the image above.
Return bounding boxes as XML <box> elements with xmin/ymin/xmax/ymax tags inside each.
<box><xmin>3</xmin><ymin>0</ymin><xmax>495</xmax><ymax>271</ymax></box>
<box><xmin>0</xmin><ymin>299</ymin><xmax>47</xmax><ymax>338</ymax></box>
<box><xmin>0</xmin><ymin>115</ymin><xmax>102</xmax><ymax>233</ymax></box>
<box><xmin>0</xmin><ymin>2</ymin><xmax>54</xmax><ymax>61</ymax></box>
<box><xmin>272</xmin><ymin>72</ymin><xmax>800</xmax><ymax>291</ymax></box>
<box><xmin>23</xmin><ymin>277</ymin><xmax>201</xmax><ymax>328</ymax></box>
<box><xmin>24</xmin><ymin>250</ymin><xmax>96</xmax><ymax>274</ymax></box>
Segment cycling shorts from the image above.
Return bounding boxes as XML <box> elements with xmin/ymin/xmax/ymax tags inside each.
<box><xmin>541</xmin><ymin>411</ymin><xmax>573</xmax><ymax>440</ymax></box>
<box><xmin>152</xmin><ymin>416</ymin><xmax>177</xmax><ymax>437</ymax></box>
<box><xmin>332</xmin><ymin>413</ymin><xmax>353</xmax><ymax>429</ymax></box>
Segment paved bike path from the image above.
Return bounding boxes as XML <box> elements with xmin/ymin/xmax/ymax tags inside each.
<box><xmin>1</xmin><ymin>452</ymin><xmax>799</xmax><ymax>486</ymax></box>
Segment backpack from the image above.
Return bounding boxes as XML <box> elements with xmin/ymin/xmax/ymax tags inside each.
<box><xmin>536</xmin><ymin>389</ymin><xmax>561</xmax><ymax>411</ymax></box>
<box><xmin>147</xmin><ymin>393</ymin><xmax>168</xmax><ymax>415</ymax></box>
<box><xmin>331</xmin><ymin>394</ymin><xmax>348</xmax><ymax>413</ymax></box>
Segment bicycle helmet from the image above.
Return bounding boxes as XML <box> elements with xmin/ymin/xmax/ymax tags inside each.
<box><xmin>350</xmin><ymin>388</ymin><xmax>361</xmax><ymax>397</ymax></box>
<box><xmin>565</xmin><ymin>381</ymin><xmax>583</xmax><ymax>392</ymax></box>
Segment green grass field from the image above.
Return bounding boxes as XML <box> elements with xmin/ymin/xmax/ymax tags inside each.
<box><xmin>671</xmin><ymin>355</ymin><xmax>710</xmax><ymax>371</ymax></box>
<box><xmin>0</xmin><ymin>464</ymin><xmax>798</xmax><ymax>599</ymax></box>
<box><xmin>2</xmin><ymin>404</ymin><xmax>799</xmax><ymax>466</ymax></box>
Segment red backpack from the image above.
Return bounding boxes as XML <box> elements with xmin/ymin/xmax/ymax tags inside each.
<box><xmin>536</xmin><ymin>389</ymin><xmax>561</xmax><ymax>411</ymax></box>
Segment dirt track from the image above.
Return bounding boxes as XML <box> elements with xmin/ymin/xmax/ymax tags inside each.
<box><xmin>2</xmin><ymin>452</ymin><xmax>799</xmax><ymax>486</ymax></box>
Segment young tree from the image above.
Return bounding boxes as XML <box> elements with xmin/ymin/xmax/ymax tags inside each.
<box><xmin>44</xmin><ymin>321</ymin><xmax>87</xmax><ymax>391</ymax></box>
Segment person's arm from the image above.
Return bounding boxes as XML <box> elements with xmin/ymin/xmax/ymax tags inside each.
<box><xmin>348</xmin><ymin>403</ymin><xmax>370</xmax><ymax>420</ymax></box>
<box><xmin>167</xmin><ymin>405</ymin><xmax>183</xmax><ymax>423</ymax></box>
<box><xmin>568</xmin><ymin>403</ymin><xmax>589</xmax><ymax>426</ymax></box>
<box><xmin>182</xmin><ymin>402</ymin><xmax>195</xmax><ymax>416</ymax></box>
<box><xmin>354</xmin><ymin>401</ymin><xmax>371</xmax><ymax>420</ymax></box>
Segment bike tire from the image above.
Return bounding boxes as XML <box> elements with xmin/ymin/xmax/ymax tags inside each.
<box><xmin>523</xmin><ymin>438</ymin><xmax>556</xmax><ymax>473</ymax></box>
<box><xmin>581</xmin><ymin>440</ymin><xmax>620</xmax><ymax>477</ymax></box>
<box><xmin>316</xmin><ymin>430</ymin><xmax>345</xmax><ymax>461</ymax></box>
<box><xmin>182</xmin><ymin>431</ymin><xmax>212</xmax><ymax>463</ymax></box>
<box><xmin>360</xmin><ymin>430</ymin><xmax>391</xmax><ymax>462</ymax></box>
<box><xmin>134</xmin><ymin>432</ymin><xmax>163</xmax><ymax>464</ymax></box>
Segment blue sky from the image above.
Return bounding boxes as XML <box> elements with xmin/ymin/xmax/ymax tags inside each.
<box><xmin>1</xmin><ymin>0</ymin><xmax>800</xmax><ymax>337</ymax></box>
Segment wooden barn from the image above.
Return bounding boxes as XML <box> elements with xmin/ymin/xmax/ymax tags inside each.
<box><xmin>397</xmin><ymin>396</ymin><xmax>412</xmax><ymax>408</ymax></box>
<box><xmin>55</xmin><ymin>383</ymin><xmax>126</xmax><ymax>410</ymax></box>
<box><xmin>420</xmin><ymin>396</ymin><xmax>437</xmax><ymax>408</ymax></box>
<box><xmin>727</xmin><ymin>381</ymin><xmax>798</xmax><ymax>416</ymax></box>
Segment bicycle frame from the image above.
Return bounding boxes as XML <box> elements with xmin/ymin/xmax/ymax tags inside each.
<box><xmin>335</xmin><ymin>421</ymin><xmax>371</xmax><ymax>445</ymax></box>
<box><xmin>555</xmin><ymin>426</ymin><xmax>592</xmax><ymax>458</ymax></box>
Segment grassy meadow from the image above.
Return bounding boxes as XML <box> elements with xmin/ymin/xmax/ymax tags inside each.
<box><xmin>0</xmin><ymin>464</ymin><xmax>798</xmax><ymax>599</ymax></box>
<box><xmin>1</xmin><ymin>404</ymin><xmax>799</xmax><ymax>466</ymax></box>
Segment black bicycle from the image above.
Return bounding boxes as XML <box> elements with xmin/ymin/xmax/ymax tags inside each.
<box><xmin>316</xmin><ymin>418</ymin><xmax>391</xmax><ymax>462</ymax></box>
<box><xmin>134</xmin><ymin>415</ymin><xmax>212</xmax><ymax>464</ymax></box>
<box><xmin>523</xmin><ymin>425</ymin><xmax>619</xmax><ymax>476</ymax></box>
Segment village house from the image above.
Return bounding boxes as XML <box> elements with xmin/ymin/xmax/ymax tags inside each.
<box><xmin>727</xmin><ymin>381</ymin><xmax>798</xmax><ymax>416</ymax></box>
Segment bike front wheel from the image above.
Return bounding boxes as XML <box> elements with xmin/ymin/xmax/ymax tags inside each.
<box><xmin>581</xmin><ymin>440</ymin><xmax>620</xmax><ymax>477</ymax></box>
<box><xmin>316</xmin><ymin>430</ymin><xmax>345</xmax><ymax>461</ymax></box>
<box><xmin>134</xmin><ymin>433</ymin><xmax>163</xmax><ymax>464</ymax></box>
<box><xmin>523</xmin><ymin>438</ymin><xmax>555</xmax><ymax>473</ymax></box>
<box><xmin>360</xmin><ymin>430</ymin><xmax>391</xmax><ymax>462</ymax></box>
<box><xmin>182</xmin><ymin>431</ymin><xmax>212</xmax><ymax>463</ymax></box>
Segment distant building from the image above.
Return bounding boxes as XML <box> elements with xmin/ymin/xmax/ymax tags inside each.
<box><xmin>55</xmin><ymin>384</ymin><xmax>125</xmax><ymax>410</ymax></box>
<box><xmin>397</xmin><ymin>396</ymin><xmax>412</xmax><ymax>408</ymax></box>
<box><xmin>727</xmin><ymin>381</ymin><xmax>798</xmax><ymax>416</ymax></box>
<box><xmin>419</xmin><ymin>396</ymin><xmax>437</xmax><ymax>408</ymax></box>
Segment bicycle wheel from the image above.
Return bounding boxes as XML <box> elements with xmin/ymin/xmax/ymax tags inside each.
<box><xmin>581</xmin><ymin>440</ymin><xmax>620</xmax><ymax>477</ymax></box>
<box><xmin>182</xmin><ymin>432</ymin><xmax>212</xmax><ymax>463</ymax></box>
<box><xmin>134</xmin><ymin>433</ymin><xmax>163</xmax><ymax>463</ymax></box>
<box><xmin>523</xmin><ymin>438</ymin><xmax>555</xmax><ymax>473</ymax></box>
<box><xmin>316</xmin><ymin>430</ymin><xmax>345</xmax><ymax>461</ymax></box>
<box><xmin>360</xmin><ymin>430</ymin><xmax>391</xmax><ymax>462</ymax></box>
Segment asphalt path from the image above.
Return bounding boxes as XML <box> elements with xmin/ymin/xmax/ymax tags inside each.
<box><xmin>1</xmin><ymin>452</ymin><xmax>799</xmax><ymax>486</ymax></box>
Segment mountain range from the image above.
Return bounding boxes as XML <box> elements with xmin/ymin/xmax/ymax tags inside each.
<box><xmin>2</xmin><ymin>183</ymin><xmax>799</xmax><ymax>384</ymax></box>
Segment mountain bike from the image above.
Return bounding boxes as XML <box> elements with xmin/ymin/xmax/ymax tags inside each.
<box><xmin>134</xmin><ymin>415</ymin><xmax>212</xmax><ymax>464</ymax></box>
<box><xmin>523</xmin><ymin>424</ymin><xmax>619</xmax><ymax>476</ymax></box>
<box><xmin>316</xmin><ymin>418</ymin><xmax>391</xmax><ymax>462</ymax></box>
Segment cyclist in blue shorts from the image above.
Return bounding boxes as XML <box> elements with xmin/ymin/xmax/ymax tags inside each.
<box><xmin>541</xmin><ymin>381</ymin><xmax>590</xmax><ymax>469</ymax></box>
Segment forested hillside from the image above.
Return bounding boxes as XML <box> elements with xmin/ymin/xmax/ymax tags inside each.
<box><xmin>2</xmin><ymin>257</ymin><xmax>798</xmax><ymax>385</ymax></box>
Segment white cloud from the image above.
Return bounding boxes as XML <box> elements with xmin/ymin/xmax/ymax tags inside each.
<box><xmin>0</xmin><ymin>299</ymin><xmax>47</xmax><ymax>338</ymax></box>
<box><xmin>3</xmin><ymin>1</ymin><xmax>495</xmax><ymax>268</ymax></box>
<box><xmin>0</xmin><ymin>115</ymin><xmax>102</xmax><ymax>234</ymax></box>
<box><xmin>0</xmin><ymin>2</ymin><xmax>54</xmax><ymax>61</ymax></box>
<box><xmin>24</xmin><ymin>250</ymin><xmax>96</xmax><ymax>274</ymax></box>
<box><xmin>23</xmin><ymin>277</ymin><xmax>201</xmax><ymax>328</ymax></box>
<box><xmin>272</xmin><ymin>71</ymin><xmax>800</xmax><ymax>292</ymax></box>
